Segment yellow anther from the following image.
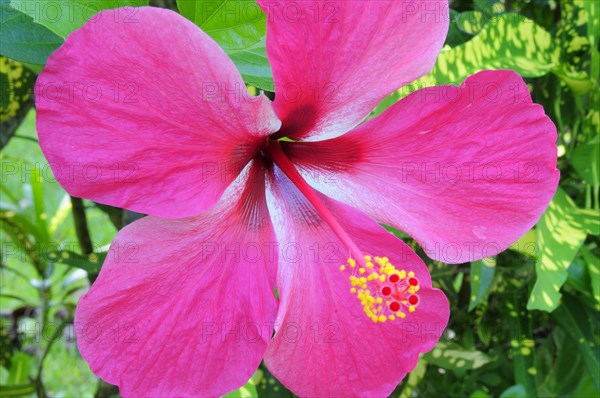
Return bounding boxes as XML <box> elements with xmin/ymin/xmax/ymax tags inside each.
<box><xmin>342</xmin><ymin>254</ymin><xmax>421</xmax><ymax>324</ymax></box>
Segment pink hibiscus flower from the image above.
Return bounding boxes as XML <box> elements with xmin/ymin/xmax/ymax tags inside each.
<box><xmin>35</xmin><ymin>1</ymin><xmax>558</xmax><ymax>397</ymax></box>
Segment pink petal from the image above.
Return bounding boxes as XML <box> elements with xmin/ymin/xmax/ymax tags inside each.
<box><xmin>284</xmin><ymin>70</ymin><xmax>559</xmax><ymax>263</ymax></box>
<box><xmin>36</xmin><ymin>7</ymin><xmax>280</xmax><ymax>218</ymax></box>
<box><xmin>263</xmin><ymin>166</ymin><xmax>449</xmax><ymax>397</ymax></box>
<box><xmin>259</xmin><ymin>0</ymin><xmax>449</xmax><ymax>141</ymax></box>
<box><xmin>75</xmin><ymin>160</ymin><xmax>278</xmax><ymax>397</ymax></box>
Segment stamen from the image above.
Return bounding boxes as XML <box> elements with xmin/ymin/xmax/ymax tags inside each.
<box><xmin>264</xmin><ymin>140</ymin><xmax>364</xmax><ymax>260</ymax></box>
<box><xmin>340</xmin><ymin>255</ymin><xmax>421</xmax><ymax>323</ymax></box>
<box><xmin>262</xmin><ymin>141</ymin><xmax>421</xmax><ymax>324</ymax></box>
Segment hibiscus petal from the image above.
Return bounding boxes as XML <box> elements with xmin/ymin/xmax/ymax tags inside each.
<box><xmin>75</xmin><ymin>160</ymin><xmax>278</xmax><ymax>397</ymax></box>
<box><xmin>283</xmin><ymin>70</ymin><xmax>559</xmax><ymax>263</ymax></box>
<box><xmin>36</xmin><ymin>7</ymin><xmax>280</xmax><ymax>218</ymax></box>
<box><xmin>263</xmin><ymin>165</ymin><xmax>449</xmax><ymax>397</ymax></box>
<box><xmin>259</xmin><ymin>0</ymin><xmax>449</xmax><ymax>141</ymax></box>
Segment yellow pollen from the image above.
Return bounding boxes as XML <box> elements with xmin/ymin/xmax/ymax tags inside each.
<box><xmin>339</xmin><ymin>254</ymin><xmax>422</xmax><ymax>324</ymax></box>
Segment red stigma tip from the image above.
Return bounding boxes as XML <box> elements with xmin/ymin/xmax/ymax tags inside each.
<box><xmin>409</xmin><ymin>295</ymin><xmax>419</xmax><ymax>305</ymax></box>
<box><xmin>408</xmin><ymin>277</ymin><xmax>418</xmax><ymax>286</ymax></box>
<box><xmin>389</xmin><ymin>301</ymin><xmax>401</xmax><ymax>312</ymax></box>
<box><xmin>381</xmin><ymin>286</ymin><xmax>392</xmax><ymax>296</ymax></box>
<box><xmin>389</xmin><ymin>274</ymin><xmax>400</xmax><ymax>283</ymax></box>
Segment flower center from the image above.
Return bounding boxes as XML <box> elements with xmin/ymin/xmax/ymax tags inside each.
<box><xmin>340</xmin><ymin>256</ymin><xmax>420</xmax><ymax>323</ymax></box>
<box><xmin>263</xmin><ymin>139</ymin><xmax>364</xmax><ymax>261</ymax></box>
<box><xmin>263</xmin><ymin>140</ymin><xmax>421</xmax><ymax>324</ymax></box>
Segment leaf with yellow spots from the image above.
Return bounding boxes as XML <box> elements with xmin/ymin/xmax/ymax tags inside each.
<box><xmin>0</xmin><ymin>56</ymin><xmax>34</xmax><ymax>148</ymax></box>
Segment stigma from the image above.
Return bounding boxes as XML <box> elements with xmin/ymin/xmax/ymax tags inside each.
<box><xmin>339</xmin><ymin>255</ymin><xmax>420</xmax><ymax>323</ymax></box>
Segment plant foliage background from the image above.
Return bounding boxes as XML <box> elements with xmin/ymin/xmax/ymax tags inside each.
<box><xmin>0</xmin><ymin>0</ymin><xmax>599</xmax><ymax>397</ymax></box>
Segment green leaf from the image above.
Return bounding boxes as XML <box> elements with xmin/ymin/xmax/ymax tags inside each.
<box><xmin>229</xmin><ymin>38</ymin><xmax>273</xmax><ymax>91</ymax></box>
<box><xmin>423</xmin><ymin>341</ymin><xmax>491</xmax><ymax>371</ymax></box>
<box><xmin>539</xmin><ymin>329</ymin><xmax>588</xmax><ymax>396</ymax></box>
<box><xmin>10</xmin><ymin>0</ymin><xmax>148</xmax><ymax>39</ymax></box>
<box><xmin>0</xmin><ymin>384</ymin><xmax>36</xmax><ymax>396</ymax></box>
<box><xmin>426</xmin><ymin>13</ymin><xmax>557</xmax><ymax>85</ymax></box>
<box><xmin>571</xmin><ymin>142</ymin><xmax>600</xmax><ymax>187</ymax></box>
<box><xmin>29</xmin><ymin>164</ymin><xmax>49</xmax><ymax>242</ymax></box>
<box><xmin>50</xmin><ymin>250</ymin><xmax>104</xmax><ymax>273</ymax></box>
<box><xmin>456</xmin><ymin>11</ymin><xmax>486</xmax><ymax>35</ymax></box>
<box><xmin>580</xmin><ymin>246</ymin><xmax>600</xmax><ymax>307</ymax></box>
<box><xmin>552</xmin><ymin>293</ymin><xmax>600</xmax><ymax>390</ymax></box>
<box><xmin>177</xmin><ymin>0</ymin><xmax>273</xmax><ymax>90</ymax></box>
<box><xmin>499</xmin><ymin>385</ymin><xmax>526</xmax><ymax>398</ymax></box>
<box><xmin>373</xmin><ymin>13</ymin><xmax>558</xmax><ymax>116</ymax></box>
<box><xmin>527</xmin><ymin>188</ymin><xmax>590</xmax><ymax>312</ymax></box>
<box><xmin>445</xmin><ymin>9</ymin><xmax>471</xmax><ymax>47</ymax></box>
<box><xmin>469</xmin><ymin>257</ymin><xmax>496</xmax><ymax>311</ymax></box>
<box><xmin>399</xmin><ymin>359</ymin><xmax>427</xmax><ymax>398</ymax></box>
<box><xmin>223</xmin><ymin>370</ymin><xmax>261</xmax><ymax>398</ymax></box>
<box><xmin>6</xmin><ymin>353</ymin><xmax>31</xmax><ymax>385</ymax></box>
<box><xmin>506</xmin><ymin>300</ymin><xmax>537</xmax><ymax>398</ymax></box>
<box><xmin>509</xmin><ymin>229</ymin><xmax>537</xmax><ymax>258</ymax></box>
<box><xmin>0</xmin><ymin>0</ymin><xmax>62</xmax><ymax>64</ymax></box>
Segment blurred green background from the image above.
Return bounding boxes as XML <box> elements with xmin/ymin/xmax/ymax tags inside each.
<box><xmin>1</xmin><ymin>0</ymin><xmax>599</xmax><ymax>397</ymax></box>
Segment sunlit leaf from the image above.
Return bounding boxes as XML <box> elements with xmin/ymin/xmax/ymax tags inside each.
<box><xmin>426</xmin><ymin>13</ymin><xmax>557</xmax><ymax>84</ymax></box>
<box><xmin>424</xmin><ymin>341</ymin><xmax>491</xmax><ymax>371</ymax></box>
<box><xmin>527</xmin><ymin>188</ymin><xmax>590</xmax><ymax>312</ymax></box>
<box><xmin>177</xmin><ymin>0</ymin><xmax>273</xmax><ymax>90</ymax></box>
<box><xmin>373</xmin><ymin>13</ymin><xmax>558</xmax><ymax>116</ymax></box>
<box><xmin>399</xmin><ymin>359</ymin><xmax>427</xmax><ymax>398</ymax></box>
<box><xmin>509</xmin><ymin>229</ymin><xmax>536</xmax><ymax>258</ymax></box>
<box><xmin>9</xmin><ymin>0</ymin><xmax>148</xmax><ymax>39</ymax></box>
<box><xmin>456</xmin><ymin>11</ymin><xmax>486</xmax><ymax>35</ymax></box>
